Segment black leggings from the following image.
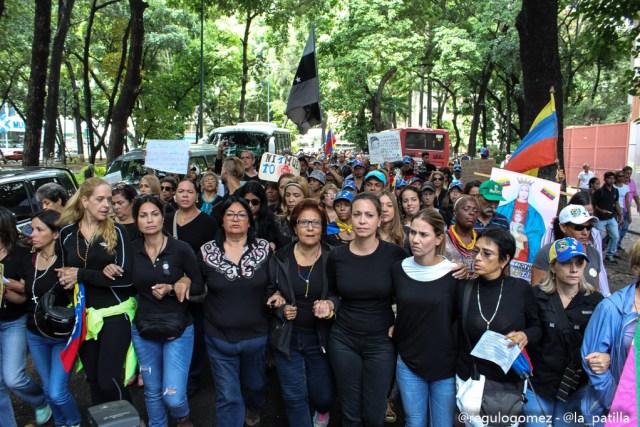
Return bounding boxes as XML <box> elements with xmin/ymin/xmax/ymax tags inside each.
<box><xmin>79</xmin><ymin>314</ymin><xmax>131</xmax><ymax>405</ymax></box>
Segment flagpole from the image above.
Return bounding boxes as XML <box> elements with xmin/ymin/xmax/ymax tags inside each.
<box><xmin>311</xmin><ymin>23</ymin><xmax>326</xmax><ymax>155</ymax></box>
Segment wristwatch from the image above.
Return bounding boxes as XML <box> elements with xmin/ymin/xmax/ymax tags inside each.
<box><xmin>168</xmin><ymin>284</ymin><xmax>175</xmax><ymax>297</ymax></box>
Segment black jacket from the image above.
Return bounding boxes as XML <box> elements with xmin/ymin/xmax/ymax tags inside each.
<box><xmin>528</xmin><ymin>287</ymin><xmax>603</xmax><ymax>399</ymax></box>
<box><xmin>269</xmin><ymin>241</ymin><xmax>340</xmax><ymax>358</ymax></box>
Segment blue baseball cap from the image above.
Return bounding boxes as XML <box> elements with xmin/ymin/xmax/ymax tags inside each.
<box><xmin>353</xmin><ymin>161</ymin><xmax>365</xmax><ymax>169</ymax></box>
<box><xmin>364</xmin><ymin>170</ymin><xmax>387</xmax><ymax>186</ymax></box>
<box><xmin>480</xmin><ymin>147</ymin><xmax>489</xmax><ymax>156</ymax></box>
<box><xmin>549</xmin><ymin>238</ymin><xmax>590</xmax><ymax>264</ymax></box>
<box><xmin>402</xmin><ymin>155</ymin><xmax>412</xmax><ymax>164</ymax></box>
<box><xmin>342</xmin><ymin>180</ymin><xmax>357</xmax><ymax>191</ymax></box>
<box><xmin>453</xmin><ymin>164</ymin><xmax>462</xmax><ymax>172</ymax></box>
<box><xmin>334</xmin><ymin>190</ymin><xmax>355</xmax><ymax>203</ymax></box>
<box><xmin>395</xmin><ymin>178</ymin><xmax>407</xmax><ymax>188</ymax></box>
<box><xmin>449</xmin><ymin>181</ymin><xmax>463</xmax><ymax>192</ymax></box>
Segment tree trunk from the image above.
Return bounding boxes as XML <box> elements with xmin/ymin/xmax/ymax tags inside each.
<box><xmin>43</xmin><ymin>0</ymin><xmax>75</xmax><ymax>162</ymax></box>
<box><xmin>516</xmin><ymin>0</ymin><xmax>564</xmax><ymax>182</ymax></box>
<box><xmin>23</xmin><ymin>0</ymin><xmax>52</xmax><ymax>166</ymax></box>
<box><xmin>83</xmin><ymin>0</ymin><xmax>98</xmax><ymax>163</ymax></box>
<box><xmin>64</xmin><ymin>57</ymin><xmax>85</xmax><ymax>162</ymax></box>
<box><xmin>237</xmin><ymin>10</ymin><xmax>254</xmax><ymax>123</ymax></box>
<box><xmin>107</xmin><ymin>0</ymin><xmax>147</xmax><ymax>163</ymax></box>
<box><xmin>372</xmin><ymin>66</ymin><xmax>397</xmax><ymax>131</ymax></box>
<box><xmin>0</xmin><ymin>0</ymin><xmax>4</xmax><ymax>19</ymax></box>
<box><xmin>467</xmin><ymin>63</ymin><xmax>494</xmax><ymax>157</ymax></box>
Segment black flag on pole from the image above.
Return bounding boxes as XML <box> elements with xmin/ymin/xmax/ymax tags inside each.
<box><xmin>285</xmin><ymin>27</ymin><xmax>322</xmax><ymax>135</ymax></box>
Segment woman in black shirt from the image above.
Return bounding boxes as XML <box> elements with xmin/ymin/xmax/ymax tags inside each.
<box><xmin>0</xmin><ymin>207</ymin><xmax>50</xmax><ymax>425</ymax></box>
<box><xmin>23</xmin><ymin>210</ymin><xmax>81</xmax><ymax>427</ymax></box>
<box><xmin>200</xmin><ymin>196</ymin><xmax>283</xmax><ymax>427</ymax></box>
<box><xmin>112</xmin><ymin>184</ymin><xmax>138</xmax><ymax>240</ymax></box>
<box><xmin>327</xmin><ymin>192</ymin><xmax>407</xmax><ymax>427</ymax></box>
<box><xmin>57</xmin><ymin>177</ymin><xmax>135</xmax><ymax>405</ymax></box>
<box><xmin>455</xmin><ymin>228</ymin><xmax>541</xmax><ymax>424</ymax></box>
<box><xmin>130</xmin><ymin>195</ymin><xmax>203</xmax><ymax>427</ymax></box>
<box><xmin>391</xmin><ymin>209</ymin><xmax>458</xmax><ymax>427</ymax></box>
<box><xmin>237</xmin><ymin>181</ymin><xmax>278</xmax><ymax>250</ymax></box>
<box><xmin>270</xmin><ymin>199</ymin><xmax>338</xmax><ymax>427</ymax></box>
<box><xmin>523</xmin><ymin>238</ymin><xmax>603</xmax><ymax>426</ymax></box>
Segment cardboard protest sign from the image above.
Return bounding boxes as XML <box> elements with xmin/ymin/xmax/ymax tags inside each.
<box><xmin>258</xmin><ymin>153</ymin><xmax>301</xmax><ymax>182</ymax></box>
<box><xmin>461</xmin><ymin>159</ymin><xmax>496</xmax><ymax>183</ymax></box>
<box><xmin>144</xmin><ymin>140</ymin><xmax>190</xmax><ymax>174</ymax></box>
<box><xmin>490</xmin><ymin>168</ymin><xmax>561</xmax><ymax>282</ymax></box>
<box><xmin>367</xmin><ymin>131</ymin><xmax>402</xmax><ymax>165</ymax></box>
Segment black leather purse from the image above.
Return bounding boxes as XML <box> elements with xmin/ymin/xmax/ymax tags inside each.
<box><xmin>135</xmin><ymin>310</ymin><xmax>189</xmax><ymax>341</ymax></box>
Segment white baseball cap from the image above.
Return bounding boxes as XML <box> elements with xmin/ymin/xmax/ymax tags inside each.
<box><xmin>558</xmin><ymin>204</ymin><xmax>598</xmax><ymax>225</ymax></box>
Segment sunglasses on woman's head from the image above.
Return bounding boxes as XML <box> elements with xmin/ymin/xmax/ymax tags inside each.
<box><xmin>568</xmin><ymin>223</ymin><xmax>592</xmax><ymax>231</ymax></box>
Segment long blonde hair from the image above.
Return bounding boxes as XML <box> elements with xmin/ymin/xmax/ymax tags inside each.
<box><xmin>278</xmin><ymin>176</ymin><xmax>311</xmax><ymax>220</ymax></box>
<box><xmin>58</xmin><ymin>177</ymin><xmax>118</xmax><ymax>253</ymax></box>
<box><xmin>140</xmin><ymin>174</ymin><xmax>161</xmax><ymax>194</ymax></box>
<box><xmin>538</xmin><ymin>260</ymin><xmax>595</xmax><ymax>296</ymax></box>
<box><xmin>377</xmin><ymin>190</ymin><xmax>405</xmax><ymax>246</ymax></box>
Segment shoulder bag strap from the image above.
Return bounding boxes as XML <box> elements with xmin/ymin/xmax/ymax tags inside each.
<box><xmin>172</xmin><ymin>212</ymin><xmax>179</xmax><ymax>239</ymax></box>
<box><xmin>462</xmin><ymin>279</ymin><xmax>480</xmax><ymax>380</ymax></box>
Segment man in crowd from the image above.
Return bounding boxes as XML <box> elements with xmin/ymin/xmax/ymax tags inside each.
<box><xmin>160</xmin><ymin>176</ymin><xmax>179</xmax><ymax>210</ymax></box>
<box><xmin>622</xmin><ymin>165</ymin><xmax>640</xmax><ymax>214</ymax></box>
<box><xmin>240</xmin><ymin>150</ymin><xmax>261</xmax><ymax>182</ymax></box>
<box><xmin>577</xmin><ymin>163</ymin><xmax>595</xmax><ymax>192</ymax></box>
<box><xmin>474</xmin><ymin>180</ymin><xmax>509</xmax><ymax>232</ymax></box>
<box><xmin>593</xmin><ymin>171</ymin><xmax>622</xmax><ymax>263</ymax></box>
<box><xmin>364</xmin><ymin>170</ymin><xmax>386</xmax><ymax>193</ymax></box>
<box><xmin>614</xmin><ymin>170</ymin><xmax>632</xmax><ymax>253</ymax></box>
<box><xmin>417</xmin><ymin>151</ymin><xmax>437</xmax><ymax>180</ymax></box>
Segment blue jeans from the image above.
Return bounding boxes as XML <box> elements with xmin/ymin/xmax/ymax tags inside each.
<box><xmin>26</xmin><ymin>331</ymin><xmax>81</xmax><ymax>426</ymax></box>
<box><xmin>618</xmin><ymin>211</ymin><xmax>630</xmax><ymax>247</ymax></box>
<box><xmin>132</xmin><ymin>324</ymin><xmax>194</xmax><ymax>427</ymax></box>
<box><xmin>595</xmin><ymin>217</ymin><xmax>619</xmax><ymax>257</ymax></box>
<box><xmin>273</xmin><ymin>330</ymin><xmax>335</xmax><ymax>427</ymax></box>
<box><xmin>205</xmin><ymin>334</ymin><xmax>268</xmax><ymax>427</ymax></box>
<box><xmin>396</xmin><ymin>356</ymin><xmax>455</xmax><ymax>427</ymax></box>
<box><xmin>0</xmin><ymin>315</ymin><xmax>46</xmax><ymax>427</ymax></box>
<box><xmin>523</xmin><ymin>386</ymin><xmax>585</xmax><ymax>427</ymax></box>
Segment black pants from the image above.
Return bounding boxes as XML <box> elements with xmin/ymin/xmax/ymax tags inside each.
<box><xmin>328</xmin><ymin>325</ymin><xmax>396</xmax><ymax>427</ymax></box>
<box><xmin>187</xmin><ymin>302</ymin><xmax>206</xmax><ymax>391</ymax></box>
<box><xmin>79</xmin><ymin>314</ymin><xmax>131</xmax><ymax>405</ymax></box>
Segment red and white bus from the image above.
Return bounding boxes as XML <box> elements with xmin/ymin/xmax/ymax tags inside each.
<box><xmin>392</xmin><ymin>127</ymin><xmax>451</xmax><ymax>167</ymax></box>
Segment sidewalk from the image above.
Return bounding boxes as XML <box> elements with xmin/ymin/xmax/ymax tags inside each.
<box><xmin>604</xmin><ymin>211</ymin><xmax>639</xmax><ymax>294</ymax></box>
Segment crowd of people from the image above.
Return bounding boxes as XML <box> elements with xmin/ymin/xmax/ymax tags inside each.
<box><xmin>0</xmin><ymin>147</ymin><xmax>638</xmax><ymax>427</ymax></box>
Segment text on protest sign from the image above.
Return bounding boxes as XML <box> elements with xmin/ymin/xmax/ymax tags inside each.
<box><xmin>144</xmin><ymin>140</ymin><xmax>190</xmax><ymax>175</ymax></box>
<box><xmin>367</xmin><ymin>131</ymin><xmax>402</xmax><ymax>165</ymax></box>
<box><xmin>461</xmin><ymin>159</ymin><xmax>496</xmax><ymax>183</ymax></box>
<box><xmin>258</xmin><ymin>152</ymin><xmax>301</xmax><ymax>182</ymax></box>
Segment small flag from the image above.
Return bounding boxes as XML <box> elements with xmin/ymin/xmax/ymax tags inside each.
<box><xmin>505</xmin><ymin>93</ymin><xmax>557</xmax><ymax>174</ymax></box>
<box><xmin>541</xmin><ymin>186</ymin><xmax>556</xmax><ymax>200</ymax></box>
<box><xmin>325</xmin><ymin>127</ymin><xmax>336</xmax><ymax>156</ymax></box>
<box><xmin>60</xmin><ymin>283</ymin><xmax>87</xmax><ymax>373</ymax></box>
<box><xmin>285</xmin><ymin>27</ymin><xmax>322</xmax><ymax>135</ymax></box>
<box><xmin>496</xmin><ymin>179</ymin><xmax>511</xmax><ymax>187</ymax></box>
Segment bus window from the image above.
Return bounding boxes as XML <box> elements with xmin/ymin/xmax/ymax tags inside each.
<box><xmin>405</xmin><ymin>132</ymin><xmax>445</xmax><ymax>151</ymax></box>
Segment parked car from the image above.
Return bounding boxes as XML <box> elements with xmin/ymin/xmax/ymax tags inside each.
<box><xmin>4</xmin><ymin>150</ymin><xmax>23</xmax><ymax>161</ymax></box>
<box><xmin>0</xmin><ymin>167</ymin><xmax>78</xmax><ymax>231</ymax></box>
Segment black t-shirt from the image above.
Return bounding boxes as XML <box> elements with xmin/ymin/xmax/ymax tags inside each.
<box><xmin>22</xmin><ymin>253</ymin><xmax>63</xmax><ymax>335</ymax></box>
<box><xmin>288</xmin><ymin>258</ymin><xmax>323</xmax><ymax>334</ymax></box>
<box><xmin>0</xmin><ymin>246</ymin><xmax>31</xmax><ymax>321</ymax></box>
<box><xmin>327</xmin><ymin>240</ymin><xmax>407</xmax><ymax>336</ymax></box>
<box><xmin>455</xmin><ymin>275</ymin><xmax>541</xmax><ymax>383</ymax></box>
<box><xmin>392</xmin><ymin>263</ymin><xmax>457</xmax><ymax>380</ymax></box>
<box><xmin>593</xmin><ymin>186</ymin><xmax>619</xmax><ymax>220</ymax></box>
<box><xmin>131</xmin><ymin>237</ymin><xmax>204</xmax><ymax>330</ymax></box>
<box><xmin>200</xmin><ymin>238</ymin><xmax>273</xmax><ymax>342</ymax></box>
<box><xmin>164</xmin><ymin>211</ymin><xmax>218</xmax><ymax>255</ymax></box>
<box><xmin>118</xmin><ymin>222</ymin><xmax>139</xmax><ymax>241</ymax></box>
<box><xmin>528</xmin><ymin>288</ymin><xmax>604</xmax><ymax>399</ymax></box>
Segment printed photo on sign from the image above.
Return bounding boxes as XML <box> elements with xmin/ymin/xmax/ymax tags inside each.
<box><xmin>258</xmin><ymin>152</ymin><xmax>301</xmax><ymax>182</ymax></box>
<box><xmin>144</xmin><ymin>140</ymin><xmax>190</xmax><ymax>175</ymax></box>
<box><xmin>367</xmin><ymin>131</ymin><xmax>402</xmax><ymax>165</ymax></box>
<box><xmin>490</xmin><ymin>168</ymin><xmax>561</xmax><ymax>282</ymax></box>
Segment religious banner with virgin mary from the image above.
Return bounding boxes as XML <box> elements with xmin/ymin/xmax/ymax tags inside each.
<box><xmin>489</xmin><ymin>168</ymin><xmax>561</xmax><ymax>282</ymax></box>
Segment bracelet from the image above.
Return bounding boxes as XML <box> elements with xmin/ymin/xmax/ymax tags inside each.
<box><xmin>328</xmin><ymin>310</ymin><xmax>334</xmax><ymax>319</ymax></box>
<box><xmin>168</xmin><ymin>284</ymin><xmax>175</xmax><ymax>297</ymax></box>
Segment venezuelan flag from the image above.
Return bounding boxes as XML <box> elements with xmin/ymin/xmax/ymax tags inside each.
<box><xmin>60</xmin><ymin>283</ymin><xmax>87</xmax><ymax>373</ymax></box>
<box><xmin>325</xmin><ymin>127</ymin><xmax>336</xmax><ymax>156</ymax></box>
<box><xmin>541</xmin><ymin>186</ymin><xmax>556</xmax><ymax>200</ymax></box>
<box><xmin>505</xmin><ymin>94</ymin><xmax>557</xmax><ymax>175</ymax></box>
<box><xmin>496</xmin><ymin>178</ymin><xmax>511</xmax><ymax>187</ymax></box>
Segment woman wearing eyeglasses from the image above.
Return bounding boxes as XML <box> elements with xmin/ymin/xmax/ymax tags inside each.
<box><xmin>532</xmin><ymin>205</ymin><xmax>601</xmax><ymax>289</ymax></box>
<box><xmin>200</xmin><ymin>196</ymin><xmax>284</xmax><ymax>427</ymax></box>
<box><xmin>237</xmin><ymin>182</ymin><xmax>278</xmax><ymax>250</ymax></box>
<box><xmin>276</xmin><ymin>177</ymin><xmax>311</xmax><ymax>249</ymax></box>
<box><xmin>130</xmin><ymin>195</ymin><xmax>203</xmax><ymax>427</ymax></box>
<box><xmin>430</xmin><ymin>171</ymin><xmax>447</xmax><ymax>209</ymax></box>
<box><xmin>57</xmin><ymin>178</ymin><xmax>135</xmax><ymax>405</ymax></box>
<box><xmin>270</xmin><ymin>199</ymin><xmax>338</xmax><ymax>427</ymax></box>
<box><xmin>196</xmin><ymin>171</ymin><xmax>222</xmax><ymax>216</ymax></box>
<box><xmin>112</xmin><ymin>184</ymin><xmax>138</xmax><ymax>240</ymax></box>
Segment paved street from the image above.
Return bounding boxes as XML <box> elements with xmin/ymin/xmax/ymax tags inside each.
<box><xmin>12</xmin><ymin>213</ymin><xmax>640</xmax><ymax>427</ymax></box>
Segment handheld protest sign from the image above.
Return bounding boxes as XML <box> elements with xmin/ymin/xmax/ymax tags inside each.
<box><xmin>258</xmin><ymin>153</ymin><xmax>301</xmax><ymax>182</ymax></box>
<box><xmin>144</xmin><ymin>140</ymin><xmax>190</xmax><ymax>175</ymax></box>
<box><xmin>368</xmin><ymin>131</ymin><xmax>402</xmax><ymax>165</ymax></box>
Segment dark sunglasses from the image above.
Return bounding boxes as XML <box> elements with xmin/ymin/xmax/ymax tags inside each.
<box><xmin>161</xmin><ymin>186</ymin><xmax>174</xmax><ymax>191</ymax></box>
<box><xmin>432</xmin><ymin>177</ymin><xmax>443</xmax><ymax>181</ymax></box>
<box><xmin>244</xmin><ymin>198</ymin><xmax>260</xmax><ymax>206</ymax></box>
<box><xmin>568</xmin><ymin>223</ymin><xmax>593</xmax><ymax>231</ymax></box>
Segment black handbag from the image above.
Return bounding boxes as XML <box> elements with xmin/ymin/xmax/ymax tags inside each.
<box><xmin>135</xmin><ymin>310</ymin><xmax>189</xmax><ymax>341</ymax></box>
<box><xmin>461</xmin><ymin>281</ymin><xmax>525</xmax><ymax>426</ymax></box>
